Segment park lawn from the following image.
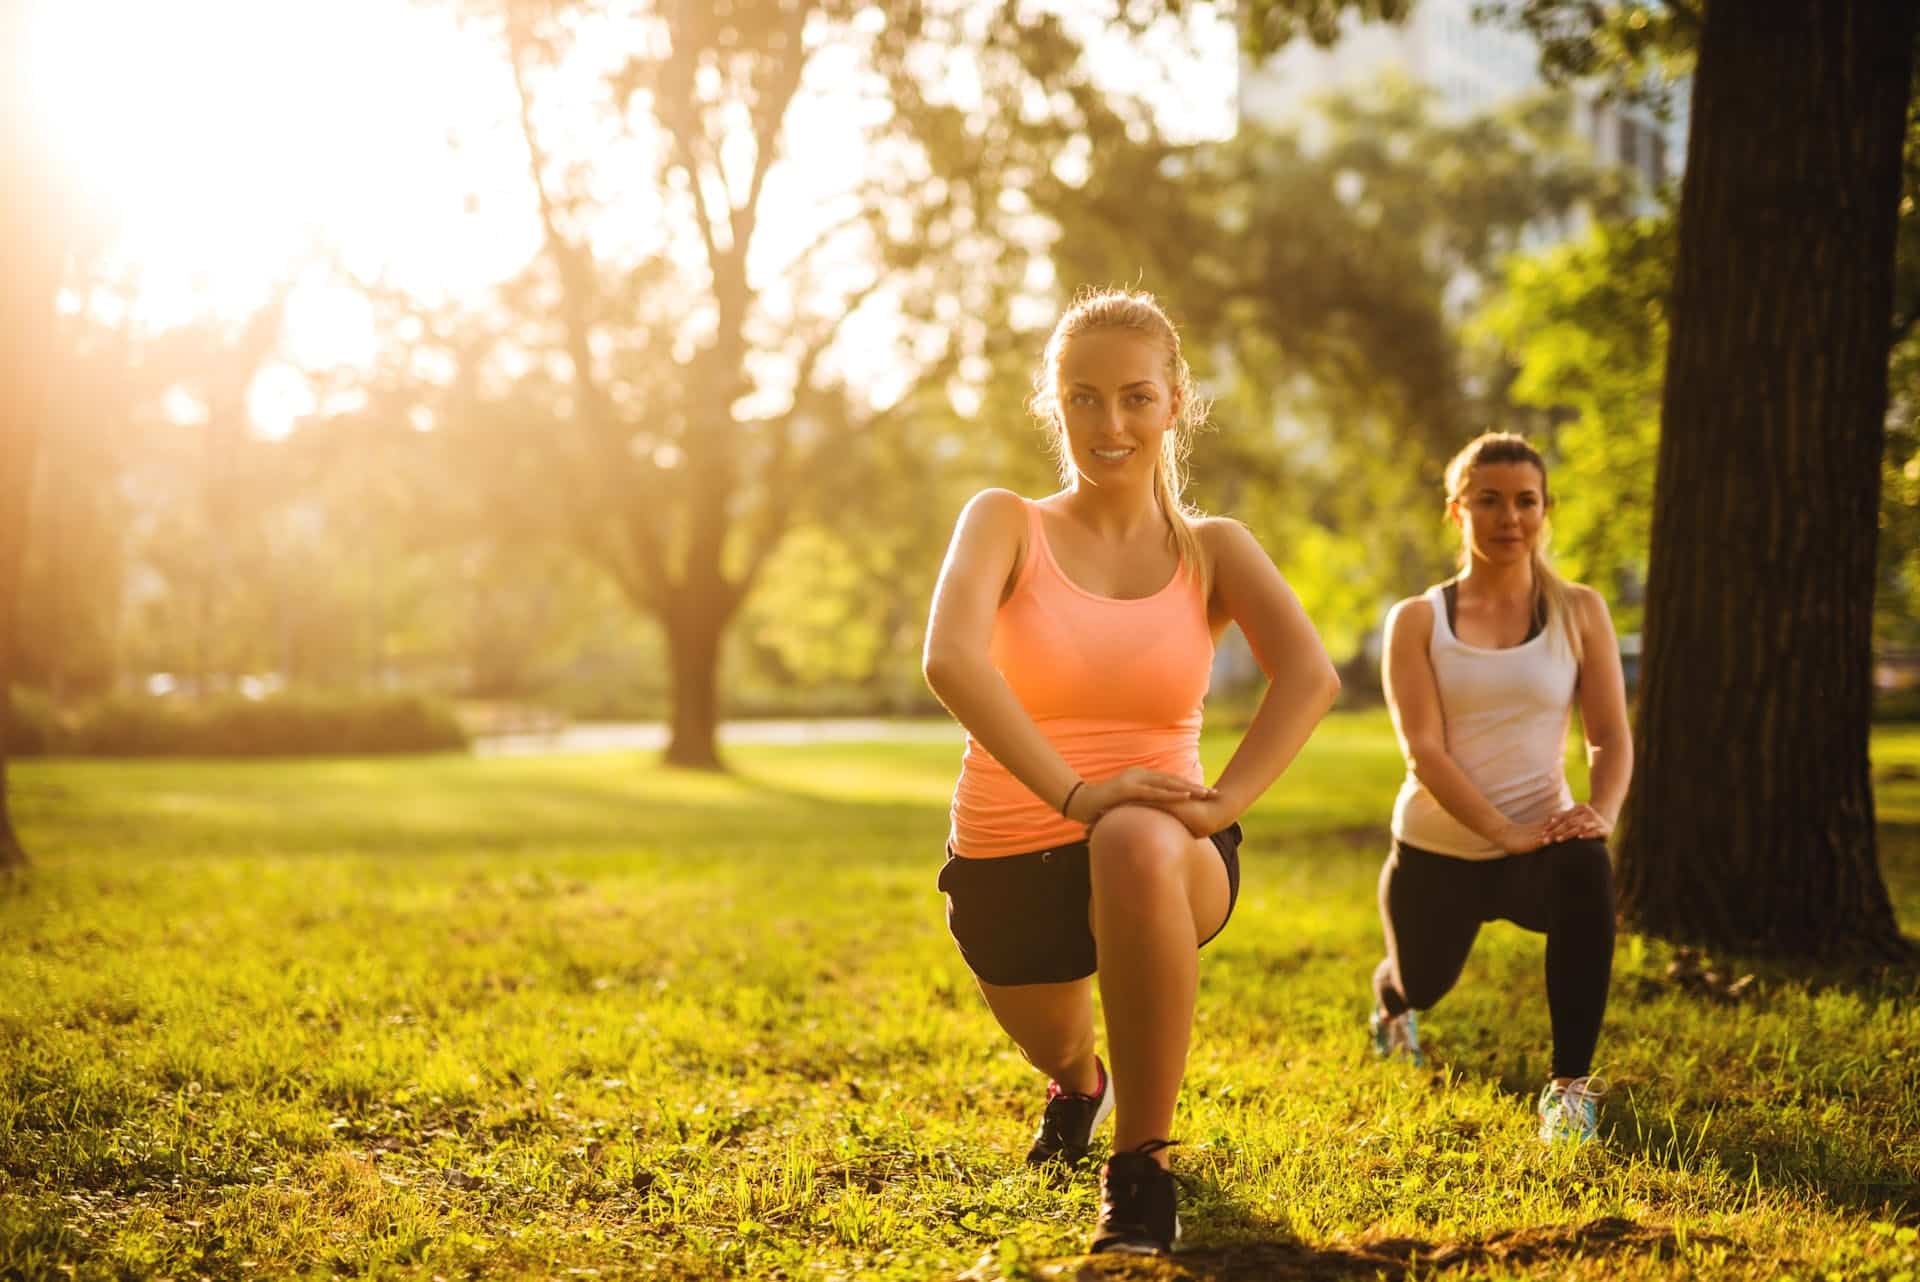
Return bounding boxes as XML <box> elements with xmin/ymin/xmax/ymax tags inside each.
<box><xmin>1</xmin><ymin>711</ymin><xmax>1916</xmax><ymax>1282</ymax></box>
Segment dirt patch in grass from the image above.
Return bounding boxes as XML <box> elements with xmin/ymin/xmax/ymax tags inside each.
<box><xmin>958</xmin><ymin>1217</ymin><xmax>1734</xmax><ymax>1281</ymax></box>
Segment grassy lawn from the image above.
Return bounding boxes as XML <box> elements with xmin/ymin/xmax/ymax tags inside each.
<box><xmin>3</xmin><ymin>711</ymin><xmax>1918</xmax><ymax>1281</ymax></box>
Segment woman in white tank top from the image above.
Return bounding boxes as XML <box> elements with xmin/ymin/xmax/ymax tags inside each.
<box><xmin>1369</xmin><ymin>433</ymin><xmax>1633</xmax><ymax>1145</ymax></box>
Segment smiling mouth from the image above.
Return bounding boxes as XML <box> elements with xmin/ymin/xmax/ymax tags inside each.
<box><xmin>1092</xmin><ymin>448</ymin><xmax>1134</xmax><ymax>461</ymax></box>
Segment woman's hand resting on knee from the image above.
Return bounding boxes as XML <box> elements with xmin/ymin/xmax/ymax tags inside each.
<box><xmin>1541</xmin><ymin>804</ymin><xmax>1613</xmax><ymax>843</ymax></box>
<box><xmin>1155</xmin><ymin>795</ymin><xmax>1235</xmax><ymax>839</ymax></box>
<box><xmin>1495</xmin><ymin>819</ymin><xmax>1552</xmax><ymax>854</ymax></box>
<box><xmin>1067</xmin><ymin>768</ymin><xmax>1217</xmax><ymax>828</ymax></box>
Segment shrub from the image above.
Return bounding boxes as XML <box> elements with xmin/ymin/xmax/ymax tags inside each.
<box><xmin>1874</xmin><ymin>683</ymin><xmax>1920</xmax><ymax>723</ymax></box>
<box><xmin>4</xmin><ymin>688</ymin><xmax>53</xmax><ymax>755</ymax></box>
<box><xmin>7</xmin><ymin>690</ymin><xmax>469</xmax><ymax>757</ymax></box>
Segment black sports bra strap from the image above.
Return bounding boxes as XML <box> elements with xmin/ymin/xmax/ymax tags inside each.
<box><xmin>1442</xmin><ymin>580</ymin><xmax>1545</xmax><ymax>644</ymax></box>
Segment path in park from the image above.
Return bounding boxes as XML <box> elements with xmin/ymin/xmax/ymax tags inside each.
<box><xmin>474</xmin><ymin>718</ymin><xmax>963</xmax><ymax>757</ymax></box>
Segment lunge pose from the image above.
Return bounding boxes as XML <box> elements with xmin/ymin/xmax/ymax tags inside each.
<box><xmin>1370</xmin><ymin>432</ymin><xmax>1632</xmax><ymax>1144</ymax></box>
<box><xmin>923</xmin><ymin>288</ymin><xmax>1338</xmax><ymax>1254</ymax></box>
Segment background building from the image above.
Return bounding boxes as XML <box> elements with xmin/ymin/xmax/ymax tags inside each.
<box><xmin>1236</xmin><ymin>0</ymin><xmax>1686</xmax><ymax>196</ymax></box>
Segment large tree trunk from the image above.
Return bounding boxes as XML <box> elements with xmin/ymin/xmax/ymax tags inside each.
<box><xmin>2</xmin><ymin>6</ymin><xmax>65</xmax><ymax>872</ymax></box>
<box><xmin>663</xmin><ymin>591</ymin><xmax>727</xmax><ymax>770</ymax></box>
<box><xmin>1615</xmin><ymin>0</ymin><xmax>1917</xmax><ymax>960</ymax></box>
<box><xmin>0</xmin><ymin>394</ymin><xmax>45</xmax><ymax>873</ymax></box>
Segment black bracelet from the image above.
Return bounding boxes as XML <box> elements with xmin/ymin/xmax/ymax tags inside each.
<box><xmin>1060</xmin><ymin>780</ymin><xmax>1085</xmax><ymax>819</ymax></box>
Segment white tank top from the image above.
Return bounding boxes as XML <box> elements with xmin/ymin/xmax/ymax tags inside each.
<box><xmin>1390</xmin><ymin>583</ymin><xmax>1579</xmax><ymax>859</ymax></box>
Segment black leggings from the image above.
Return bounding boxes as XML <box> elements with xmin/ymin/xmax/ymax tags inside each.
<box><xmin>1373</xmin><ymin>837</ymin><xmax>1615</xmax><ymax>1079</ymax></box>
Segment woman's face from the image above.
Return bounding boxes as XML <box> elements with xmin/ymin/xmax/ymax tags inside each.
<box><xmin>1055</xmin><ymin>328</ymin><xmax>1179</xmax><ymax>486</ymax></box>
<box><xmin>1451</xmin><ymin>460</ymin><xmax>1547</xmax><ymax>567</ymax></box>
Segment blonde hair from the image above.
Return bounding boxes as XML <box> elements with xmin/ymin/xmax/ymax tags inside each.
<box><xmin>1026</xmin><ymin>287</ymin><xmax>1211</xmax><ymax>595</ymax></box>
<box><xmin>1443</xmin><ymin>431</ymin><xmax>1585</xmax><ymax>665</ymax></box>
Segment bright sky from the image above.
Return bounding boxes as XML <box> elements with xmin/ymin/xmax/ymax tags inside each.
<box><xmin>23</xmin><ymin>0</ymin><xmax>1237</xmax><ymax>436</ymax></box>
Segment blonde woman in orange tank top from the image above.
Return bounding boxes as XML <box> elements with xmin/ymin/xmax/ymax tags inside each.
<box><xmin>923</xmin><ymin>288</ymin><xmax>1340</xmax><ymax>1256</ymax></box>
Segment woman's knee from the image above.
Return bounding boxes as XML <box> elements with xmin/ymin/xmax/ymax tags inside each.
<box><xmin>1547</xmin><ymin>837</ymin><xmax>1615</xmax><ymax>904</ymax></box>
<box><xmin>1397</xmin><ymin>966</ymin><xmax>1457</xmax><ymax>1011</ymax></box>
<box><xmin>1087</xmin><ymin>806</ymin><xmax>1189</xmax><ymax>889</ymax></box>
<box><xmin>1013</xmin><ymin>1023</ymin><xmax>1094</xmax><ymax>1073</ymax></box>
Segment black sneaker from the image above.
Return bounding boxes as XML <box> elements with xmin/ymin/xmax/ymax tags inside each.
<box><xmin>1090</xmin><ymin>1139</ymin><xmax>1181</xmax><ymax>1255</ymax></box>
<box><xmin>1024</xmin><ymin>1056</ymin><xmax>1112</xmax><ymax>1166</ymax></box>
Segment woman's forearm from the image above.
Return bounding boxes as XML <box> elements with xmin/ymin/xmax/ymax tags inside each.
<box><xmin>1409</xmin><ymin>748</ymin><xmax>1522</xmax><ymax>845</ymax></box>
<box><xmin>1586</xmin><ymin>740</ymin><xmax>1633</xmax><ymax>825</ymax></box>
<box><xmin>924</xmin><ymin>654</ymin><xmax>1079</xmax><ymax>813</ymax></box>
<box><xmin>1210</xmin><ymin>665</ymin><xmax>1340</xmax><ymax>820</ymax></box>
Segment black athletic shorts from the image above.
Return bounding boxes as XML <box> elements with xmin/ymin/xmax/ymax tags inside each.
<box><xmin>937</xmin><ymin>822</ymin><xmax>1243</xmax><ymax>987</ymax></box>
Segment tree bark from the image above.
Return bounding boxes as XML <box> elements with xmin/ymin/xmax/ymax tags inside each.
<box><xmin>1615</xmin><ymin>0</ymin><xmax>1917</xmax><ymax>959</ymax></box>
<box><xmin>2</xmin><ymin>5</ymin><xmax>65</xmax><ymax>872</ymax></box>
<box><xmin>0</xmin><ymin>386</ymin><xmax>44</xmax><ymax>871</ymax></box>
<box><xmin>663</xmin><ymin>590</ymin><xmax>727</xmax><ymax>770</ymax></box>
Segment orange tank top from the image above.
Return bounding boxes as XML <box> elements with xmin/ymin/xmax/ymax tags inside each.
<box><xmin>948</xmin><ymin>498</ymin><xmax>1216</xmax><ymax>857</ymax></box>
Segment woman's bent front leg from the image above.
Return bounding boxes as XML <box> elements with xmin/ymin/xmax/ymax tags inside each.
<box><xmin>1087</xmin><ymin>805</ymin><xmax>1232</xmax><ymax>1160</ymax></box>
<box><xmin>974</xmin><ymin>976</ymin><xmax>1099</xmax><ymax>1095</ymax></box>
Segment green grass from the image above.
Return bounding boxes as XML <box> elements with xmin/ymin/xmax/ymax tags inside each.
<box><xmin>2</xmin><ymin>711</ymin><xmax>1917</xmax><ymax>1281</ymax></box>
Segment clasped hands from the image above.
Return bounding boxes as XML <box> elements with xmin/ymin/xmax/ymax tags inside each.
<box><xmin>1062</xmin><ymin>766</ymin><xmax>1229</xmax><ymax>838</ymax></box>
<box><xmin>1496</xmin><ymin>803</ymin><xmax>1614</xmax><ymax>854</ymax></box>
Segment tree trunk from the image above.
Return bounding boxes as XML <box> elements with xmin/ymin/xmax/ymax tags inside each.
<box><xmin>2</xmin><ymin>6</ymin><xmax>65</xmax><ymax>872</ymax></box>
<box><xmin>0</xmin><ymin>408</ymin><xmax>41</xmax><ymax>871</ymax></box>
<box><xmin>663</xmin><ymin>591</ymin><xmax>727</xmax><ymax>770</ymax></box>
<box><xmin>1614</xmin><ymin>0</ymin><xmax>1917</xmax><ymax>960</ymax></box>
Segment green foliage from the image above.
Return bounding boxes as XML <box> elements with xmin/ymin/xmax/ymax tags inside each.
<box><xmin>1240</xmin><ymin>0</ymin><xmax>1414</xmax><ymax>54</ymax></box>
<box><xmin>1036</xmin><ymin>78</ymin><xmax>1627</xmax><ymax>655</ymax></box>
<box><xmin>5</xmin><ymin>689</ymin><xmax>52</xmax><ymax>755</ymax></box>
<box><xmin>1876</xmin><ymin>682</ymin><xmax>1920</xmax><ymax>724</ymax></box>
<box><xmin>1471</xmin><ymin>1</ymin><xmax>1699</xmax><ymax>117</ymax></box>
<box><xmin>740</xmin><ymin>528</ymin><xmax>912</xmax><ymax>687</ymax></box>
<box><xmin>18</xmin><ymin>310</ymin><xmax>137</xmax><ymax>700</ymax></box>
<box><xmin>1884</xmin><ymin>82</ymin><xmax>1920</xmax><ymax>646</ymax></box>
<box><xmin>1885</xmin><ymin>422</ymin><xmax>1920</xmax><ymax>646</ymax></box>
<box><xmin>1478</xmin><ymin>203</ymin><xmax>1920</xmax><ymax>647</ymax></box>
<box><xmin>11</xmin><ymin>690</ymin><xmax>468</xmax><ymax>758</ymax></box>
<box><xmin>1474</xmin><ymin>213</ymin><xmax>1672</xmax><ymax>628</ymax></box>
<box><xmin>2</xmin><ymin>716</ymin><xmax>1917</xmax><ymax>1278</ymax></box>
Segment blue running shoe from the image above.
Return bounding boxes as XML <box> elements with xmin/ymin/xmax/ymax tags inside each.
<box><xmin>1369</xmin><ymin>1007</ymin><xmax>1426</xmax><ymax>1067</ymax></box>
<box><xmin>1537</xmin><ymin>1076</ymin><xmax>1609</xmax><ymax>1144</ymax></box>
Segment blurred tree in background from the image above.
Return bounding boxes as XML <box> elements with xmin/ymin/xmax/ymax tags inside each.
<box><xmin>352</xmin><ymin>0</ymin><xmax>1189</xmax><ymax>767</ymax></box>
<box><xmin>2</xmin><ymin>0</ymin><xmax>69</xmax><ymax>869</ymax></box>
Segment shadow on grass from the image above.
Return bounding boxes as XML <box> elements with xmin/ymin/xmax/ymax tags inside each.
<box><xmin>954</xmin><ymin>1215</ymin><xmax>1724</xmax><ymax>1281</ymax></box>
<box><xmin>1457</xmin><ymin>1029</ymin><xmax>1919</xmax><ymax>1225</ymax></box>
<box><xmin>20</xmin><ymin>761</ymin><xmax>954</xmax><ymax>863</ymax></box>
<box><xmin>1426</xmin><ymin>1004</ymin><xmax>1920</xmax><ymax>1225</ymax></box>
<box><xmin>1595</xmin><ymin>1099</ymin><xmax>1916</xmax><ymax>1225</ymax></box>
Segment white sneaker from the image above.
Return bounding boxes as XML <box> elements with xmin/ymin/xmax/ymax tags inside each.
<box><xmin>1537</xmin><ymin>1076</ymin><xmax>1609</xmax><ymax>1144</ymax></box>
<box><xmin>1369</xmin><ymin>1007</ymin><xmax>1426</xmax><ymax>1066</ymax></box>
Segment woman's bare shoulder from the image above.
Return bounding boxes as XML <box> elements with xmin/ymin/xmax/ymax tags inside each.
<box><xmin>1564</xmin><ymin>581</ymin><xmax>1618</xmax><ymax>628</ymax></box>
<box><xmin>1194</xmin><ymin>515</ymin><xmax>1262</xmax><ymax>560</ymax></box>
<box><xmin>962</xmin><ymin>487</ymin><xmax>1029</xmax><ymax>517</ymax></box>
<box><xmin>1386</xmin><ymin>593</ymin><xmax>1435</xmax><ymax>635</ymax></box>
